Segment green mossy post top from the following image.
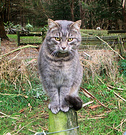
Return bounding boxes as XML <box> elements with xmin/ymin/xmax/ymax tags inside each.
<box><xmin>49</xmin><ymin>109</ymin><xmax>79</xmax><ymax>135</ymax></box>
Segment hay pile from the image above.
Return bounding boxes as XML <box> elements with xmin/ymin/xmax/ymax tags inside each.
<box><xmin>0</xmin><ymin>41</ymin><xmax>121</xmax><ymax>87</ymax></box>
<box><xmin>80</xmin><ymin>49</ymin><xmax>119</xmax><ymax>82</ymax></box>
<box><xmin>0</xmin><ymin>43</ymin><xmax>39</xmax><ymax>89</ymax></box>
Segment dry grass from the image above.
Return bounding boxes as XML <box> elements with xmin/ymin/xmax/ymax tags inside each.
<box><xmin>0</xmin><ymin>41</ymin><xmax>126</xmax><ymax>135</ymax></box>
<box><xmin>0</xmin><ymin>44</ymin><xmax>39</xmax><ymax>90</ymax></box>
<box><xmin>0</xmin><ymin>41</ymin><xmax>122</xmax><ymax>87</ymax></box>
<box><xmin>80</xmin><ymin>48</ymin><xmax>120</xmax><ymax>83</ymax></box>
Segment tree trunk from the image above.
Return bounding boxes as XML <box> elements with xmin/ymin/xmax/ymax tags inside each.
<box><xmin>49</xmin><ymin>109</ymin><xmax>79</xmax><ymax>135</ymax></box>
<box><xmin>122</xmin><ymin>0</ymin><xmax>126</xmax><ymax>29</ymax></box>
<box><xmin>70</xmin><ymin>0</ymin><xmax>74</xmax><ymax>21</ymax></box>
<box><xmin>79</xmin><ymin>0</ymin><xmax>85</xmax><ymax>28</ymax></box>
<box><xmin>0</xmin><ymin>14</ymin><xmax>9</xmax><ymax>40</ymax></box>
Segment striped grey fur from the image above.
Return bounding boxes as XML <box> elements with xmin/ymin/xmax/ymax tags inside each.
<box><xmin>38</xmin><ymin>19</ymin><xmax>83</xmax><ymax>114</ymax></box>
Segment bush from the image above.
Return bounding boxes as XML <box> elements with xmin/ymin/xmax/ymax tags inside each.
<box><xmin>25</xmin><ymin>23</ymin><xmax>33</xmax><ymax>31</ymax></box>
<box><xmin>119</xmin><ymin>59</ymin><xmax>126</xmax><ymax>76</ymax></box>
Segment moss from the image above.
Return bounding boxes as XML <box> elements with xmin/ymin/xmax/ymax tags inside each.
<box><xmin>49</xmin><ymin>109</ymin><xmax>79</xmax><ymax>135</ymax></box>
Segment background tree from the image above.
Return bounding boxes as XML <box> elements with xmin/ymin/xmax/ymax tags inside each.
<box><xmin>0</xmin><ymin>0</ymin><xmax>9</xmax><ymax>40</ymax></box>
<box><xmin>0</xmin><ymin>0</ymin><xmax>126</xmax><ymax>40</ymax></box>
<box><xmin>122</xmin><ymin>0</ymin><xmax>126</xmax><ymax>29</ymax></box>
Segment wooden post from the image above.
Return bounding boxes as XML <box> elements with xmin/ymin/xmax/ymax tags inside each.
<box><xmin>49</xmin><ymin>109</ymin><xmax>79</xmax><ymax>135</ymax></box>
<box><xmin>42</xmin><ymin>30</ymin><xmax>45</xmax><ymax>41</ymax></box>
<box><xmin>117</xmin><ymin>36</ymin><xmax>125</xmax><ymax>57</ymax></box>
<box><xmin>17</xmin><ymin>31</ymin><xmax>20</xmax><ymax>46</ymax></box>
<box><xmin>0</xmin><ymin>38</ymin><xmax>1</xmax><ymax>55</ymax></box>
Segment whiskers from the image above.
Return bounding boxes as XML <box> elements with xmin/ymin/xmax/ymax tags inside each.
<box><xmin>69</xmin><ymin>49</ymin><xmax>76</xmax><ymax>57</ymax></box>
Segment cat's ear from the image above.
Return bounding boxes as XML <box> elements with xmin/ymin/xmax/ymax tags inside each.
<box><xmin>70</xmin><ymin>20</ymin><xmax>81</xmax><ymax>30</ymax></box>
<box><xmin>48</xmin><ymin>19</ymin><xmax>59</xmax><ymax>30</ymax></box>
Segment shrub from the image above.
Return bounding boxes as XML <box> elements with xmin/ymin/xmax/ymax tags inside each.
<box><xmin>25</xmin><ymin>23</ymin><xmax>33</xmax><ymax>31</ymax></box>
<box><xmin>119</xmin><ymin>59</ymin><xmax>126</xmax><ymax>76</ymax></box>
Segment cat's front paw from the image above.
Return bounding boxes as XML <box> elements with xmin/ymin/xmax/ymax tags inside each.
<box><xmin>48</xmin><ymin>104</ymin><xmax>60</xmax><ymax>114</ymax></box>
<box><xmin>60</xmin><ymin>105</ymin><xmax>69</xmax><ymax>112</ymax></box>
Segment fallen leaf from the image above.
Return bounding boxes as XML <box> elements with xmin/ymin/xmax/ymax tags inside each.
<box><xmin>24</xmin><ymin>95</ymin><xmax>28</xmax><ymax>98</ymax></box>
<box><xmin>19</xmin><ymin>109</ymin><xmax>25</xmax><ymax>113</ymax></box>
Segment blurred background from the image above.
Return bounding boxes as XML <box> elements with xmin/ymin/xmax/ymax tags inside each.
<box><xmin>0</xmin><ymin>1</ymin><xmax>126</xmax><ymax>135</ymax></box>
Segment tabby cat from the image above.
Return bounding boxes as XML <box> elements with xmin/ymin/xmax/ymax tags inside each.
<box><xmin>38</xmin><ymin>19</ymin><xmax>83</xmax><ymax>114</ymax></box>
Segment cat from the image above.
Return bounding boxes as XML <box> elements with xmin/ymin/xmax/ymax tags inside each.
<box><xmin>38</xmin><ymin>19</ymin><xmax>83</xmax><ymax>114</ymax></box>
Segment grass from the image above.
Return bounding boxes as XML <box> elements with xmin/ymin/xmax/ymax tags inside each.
<box><xmin>7</xmin><ymin>34</ymin><xmax>17</xmax><ymax>41</ymax></box>
<box><xmin>20</xmin><ymin>36</ymin><xmax>42</xmax><ymax>44</ymax></box>
<box><xmin>79</xmin><ymin>81</ymin><xmax>126</xmax><ymax>135</ymax></box>
<box><xmin>0</xmin><ymin>30</ymin><xmax>126</xmax><ymax>135</ymax></box>
<box><xmin>0</xmin><ymin>74</ymin><xmax>48</xmax><ymax>134</ymax></box>
<box><xmin>80</xmin><ymin>29</ymin><xmax>108</xmax><ymax>36</ymax></box>
<box><xmin>7</xmin><ymin>34</ymin><xmax>42</xmax><ymax>45</ymax></box>
<box><xmin>1</xmin><ymin>74</ymin><xmax>126</xmax><ymax>134</ymax></box>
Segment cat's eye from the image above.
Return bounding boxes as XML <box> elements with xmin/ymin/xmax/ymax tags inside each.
<box><xmin>68</xmin><ymin>38</ymin><xmax>73</xmax><ymax>42</ymax></box>
<box><xmin>55</xmin><ymin>37</ymin><xmax>61</xmax><ymax>41</ymax></box>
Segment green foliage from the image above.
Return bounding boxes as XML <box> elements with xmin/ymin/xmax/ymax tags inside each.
<box><xmin>13</xmin><ymin>24</ymin><xmax>22</xmax><ymax>31</ymax></box>
<box><xmin>4</xmin><ymin>21</ymin><xmax>14</xmax><ymax>29</ymax></box>
<box><xmin>81</xmin><ymin>0</ymin><xmax>123</xmax><ymax>29</ymax></box>
<box><xmin>41</xmin><ymin>25</ymin><xmax>48</xmax><ymax>32</ymax></box>
<box><xmin>1</xmin><ymin>0</ymin><xmax>126</xmax><ymax>30</ymax></box>
<box><xmin>79</xmin><ymin>78</ymin><xmax>126</xmax><ymax>135</ymax></box>
<box><xmin>1</xmin><ymin>30</ymin><xmax>126</xmax><ymax>134</ymax></box>
<box><xmin>119</xmin><ymin>59</ymin><xmax>126</xmax><ymax>76</ymax></box>
<box><xmin>4</xmin><ymin>21</ymin><xmax>23</xmax><ymax>32</ymax></box>
<box><xmin>25</xmin><ymin>23</ymin><xmax>33</xmax><ymax>31</ymax></box>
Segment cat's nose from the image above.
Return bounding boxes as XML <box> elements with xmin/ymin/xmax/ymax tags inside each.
<box><xmin>62</xmin><ymin>47</ymin><xmax>66</xmax><ymax>50</ymax></box>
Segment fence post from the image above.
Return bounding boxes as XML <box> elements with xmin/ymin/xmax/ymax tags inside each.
<box><xmin>42</xmin><ymin>30</ymin><xmax>45</xmax><ymax>41</ymax></box>
<box><xmin>17</xmin><ymin>31</ymin><xmax>20</xmax><ymax>46</ymax></box>
<box><xmin>0</xmin><ymin>38</ymin><xmax>1</xmax><ymax>54</ymax></box>
<box><xmin>49</xmin><ymin>109</ymin><xmax>79</xmax><ymax>135</ymax></box>
<box><xmin>117</xmin><ymin>36</ymin><xmax>125</xmax><ymax>57</ymax></box>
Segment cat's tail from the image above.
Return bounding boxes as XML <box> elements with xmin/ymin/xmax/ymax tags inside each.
<box><xmin>65</xmin><ymin>95</ymin><xmax>83</xmax><ymax>111</ymax></box>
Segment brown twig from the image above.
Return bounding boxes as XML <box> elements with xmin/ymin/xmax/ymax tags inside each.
<box><xmin>107</xmin><ymin>85</ymin><xmax>125</xmax><ymax>91</ymax></box>
<box><xmin>0</xmin><ymin>112</ymin><xmax>18</xmax><ymax>120</ymax></box>
<box><xmin>114</xmin><ymin>92</ymin><xmax>126</xmax><ymax>102</ymax></box>
<box><xmin>28</xmin><ymin>129</ymin><xmax>36</xmax><ymax>133</ymax></box>
<box><xmin>78</xmin><ymin>116</ymin><xmax>105</xmax><ymax>121</ymax></box>
<box><xmin>96</xmin><ymin>36</ymin><xmax>124</xmax><ymax>60</ymax></box>
<box><xmin>96</xmin><ymin>76</ymin><xmax>126</xmax><ymax>102</ymax></box>
<box><xmin>0</xmin><ymin>45</ymin><xmax>38</xmax><ymax>59</ymax></box>
<box><xmin>0</xmin><ymin>93</ymin><xmax>28</xmax><ymax>98</ymax></box>
<box><xmin>106</xmin><ymin>119</ymin><xmax>126</xmax><ymax>134</ymax></box>
<box><xmin>80</xmin><ymin>87</ymin><xmax>110</xmax><ymax>110</ymax></box>
<box><xmin>14</xmin><ymin>121</ymin><xmax>34</xmax><ymax>135</ymax></box>
<box><xmin>82</xmin><ymin>101</ymin><xmax>94</xmax><ymax>107</ymax></box>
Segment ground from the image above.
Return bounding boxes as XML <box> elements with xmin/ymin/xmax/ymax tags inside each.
<box><xmin>0</xmin><ymin>39</ymin><xmax>126</xmax><ymax>135</ymax></box>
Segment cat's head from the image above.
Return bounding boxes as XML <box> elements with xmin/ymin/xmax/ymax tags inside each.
<box><xmin>45</xmin><ymin>19</ymin><xmax>81</xmax><ymax>57</ymax></box>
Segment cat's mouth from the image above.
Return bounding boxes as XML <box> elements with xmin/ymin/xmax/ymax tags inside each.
<box><xmin>59</xmin><ymin>49</ymin><xmax>68</xmax><ymax>53</ymax></box>
<box><xmin>50</xmin><ymin>49</ymin><xmax>71</xmax><ymax>58</ymax></box>
<box><xmin>56</xmin><ymin>51</ymin><xmax>70</xmax><ymax>57</ymax></box>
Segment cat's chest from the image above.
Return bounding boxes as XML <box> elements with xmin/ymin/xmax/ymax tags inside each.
<box><xmin>54</xmin><ymin>61</ymin><xmax>72</xmax><ymax>73</ymax></box>
<box><xmin>53</xmin><ymin>61</ymin><xmax>74</xmax><ymax>85</ymax></box>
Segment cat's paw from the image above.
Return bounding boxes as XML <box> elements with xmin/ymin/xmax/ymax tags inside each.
<box><xmin>48</xmin><ymin>104</ymin><xmax>60</xmax><ymax>114</ymax></box>
<box><xmin>60</xmin><ymin>105</ymin><xmax>69</xmax><ymax>112</ymax></box>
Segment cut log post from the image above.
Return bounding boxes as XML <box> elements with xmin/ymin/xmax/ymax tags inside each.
<box><xmin>117</xmin><ymin>36</ymin><xmax>125</xmax><ymax>57</ymax></box>
<box><xmin>49</xmin><ymin>109</ymin><xmax>79</xmax><ymax>135</ymax></box>
<box><xmin>0</xmin><ymin>38</ymin><xmax>1</xmax><ymax>54</ymax></box>
<box><xmin>17</xmin><ymin>31</ymin><xmax>20</xmax><ymax>46</ymax></box>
